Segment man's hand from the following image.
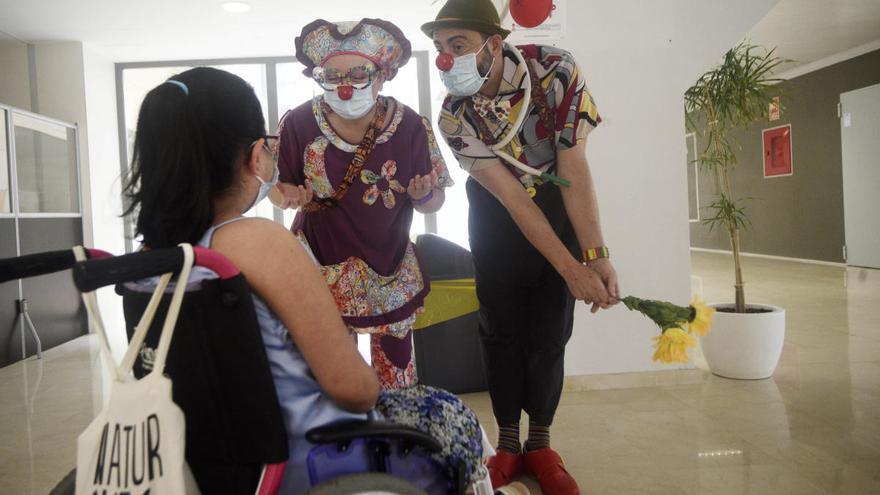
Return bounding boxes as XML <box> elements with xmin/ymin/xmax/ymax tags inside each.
<box><xmin>559</xmin><ymin>261</ymin><xmax>613</xmax><ymax>313</ymax></box>
<box><xmin>271</xmin><ymin>180</ymin><xmax>314</xmax><ymax>210</ymax></box>
<box><xmin>558</xmin><ymin>140</ymin><xmax>618</xmax><ymax>312</ymax></box>
<box><xmin>407</xmin><ymin>171</ymin><xmax>439</xmax><ymax>201</ymax></box>
<box><xmin>585</xmin><ymin>258</ymin><xmax>620</xmax><ymax>305</ymax></box>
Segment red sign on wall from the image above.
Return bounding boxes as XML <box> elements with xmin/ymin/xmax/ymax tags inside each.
<box><xmin>763</xmin><ymin>124</ymin><xmax>793</xmax><ymax>178</ymax></box>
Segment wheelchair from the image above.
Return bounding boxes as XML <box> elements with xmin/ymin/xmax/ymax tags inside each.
<box><xmin>1</xmin><ymin>245</ymin><xmax>491</xmax><ymax>494</ymax></box>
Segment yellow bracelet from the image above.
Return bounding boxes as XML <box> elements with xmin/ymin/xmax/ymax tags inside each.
<box><xmin>583</xmin><ymin>246</ymin><xmax>610</xmax><ymax>262</ymax></box>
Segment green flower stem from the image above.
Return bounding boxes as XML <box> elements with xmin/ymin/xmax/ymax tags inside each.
<box><xmin>621</xmin><ymin>295</ymin><xmax>696</xmax><ymax>332</ymax></box>
<box><xmin>540</xmin><ymin>172</ymin><xmax>572</xmax><ymax>188</ymax></box>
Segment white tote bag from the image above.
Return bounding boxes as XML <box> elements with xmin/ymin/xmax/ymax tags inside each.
<box><xmin>74</xmin><ymin>244</ymin><xmax>200</xmax><ymax>495</ymax></box>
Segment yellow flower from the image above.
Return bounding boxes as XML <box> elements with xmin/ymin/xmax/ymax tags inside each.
<box><xmin>652</xmin><ymin>327</ymin><xmax>696</xmax><ymax>364</ymax></box>
<box><xmin>687</xmin><ymin>297</ymin><xmax>715</xmax><ymax>337</ymax></box>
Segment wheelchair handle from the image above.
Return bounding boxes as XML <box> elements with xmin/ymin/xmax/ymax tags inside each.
<box><xmin>73</xmin><ymin>247</ymin><xmax>184</xmax><ymax>292</ymax></box>
<box><xmin>72</xmin><ymin>246</ymin><xmax>241</xmax><ymax>292</ymax></box>
<box><xmin>0</xmin><ymin>248</ymin><xmax>111</xmax><ymax>284</ymax></box>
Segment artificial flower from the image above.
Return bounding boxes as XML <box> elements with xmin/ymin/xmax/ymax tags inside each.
<box><xmin>687</xmin><ymin>297</ymin><xmax>715</xmax><ymax>336</ymax></box>
<box><xmin>622</xmin><ymin>295</ymin><xmax>715</xmax><ymax>363</ymax></box>
<box><xmin>652</xmin><ymin>327</ymin><xmax>696</xmax><ymax>364</ymax></box>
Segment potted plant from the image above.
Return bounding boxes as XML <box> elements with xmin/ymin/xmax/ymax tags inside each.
<box><xmin>684</xmin><ymin>42</ymin><xmax>788</xmax><ymax>379</ymax></box>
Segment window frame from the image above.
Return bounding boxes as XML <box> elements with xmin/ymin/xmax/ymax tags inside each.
<box><xmin>116</xmin><ymin>52</ymin><xmax>434</xmax><ymax>253</ymax></box>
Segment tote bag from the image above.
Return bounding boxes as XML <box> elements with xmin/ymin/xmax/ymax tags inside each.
<box><xmin>74</xmin><ymin>244</ymin><xmax>200</xmax><ymax>494</ymax></box>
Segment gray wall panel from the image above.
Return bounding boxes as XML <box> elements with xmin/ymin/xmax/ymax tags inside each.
<box><xmin>690</xmin><ymin>49</ymin><xmax>880</xmax><ymax>262</ymax></box>
<box><xmin>15</xmin><ymin>217</ymin><xmax>86</xmax><ymax>362</ymax></box>
<box><xmin>1</xmin><ymin>219</ymin><xmax>19</xmax><ymax>367</ymax></box>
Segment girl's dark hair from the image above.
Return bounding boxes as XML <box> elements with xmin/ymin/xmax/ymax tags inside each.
<box><xmin>123</xmin><ymin>67</ymin><xmax>265</xmax><ymax>248</ymax></box>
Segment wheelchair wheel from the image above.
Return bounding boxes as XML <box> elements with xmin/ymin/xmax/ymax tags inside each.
<box><xmin>306</xmin><ymin>472</ymin><xmax>427</xmax><ymax>495</ymax></box>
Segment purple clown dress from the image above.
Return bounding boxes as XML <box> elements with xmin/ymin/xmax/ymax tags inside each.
<box><xmin>277</xmin><ymin>95</ymin><xmax>452</xmax><ymax>389</ymax></box>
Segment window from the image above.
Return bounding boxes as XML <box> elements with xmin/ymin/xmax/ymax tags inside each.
<box><xmin>686</xmin><ymin>133</ymin><xmax>700</xmax><ymax>222</ymax></box>
<box><xmin>121</xmin><ymin>66</ymin><xmax>191</xmax><ymax>165</ymax></box>
<box><xmin>119</xmin><ymin>62</ymin><xmax>277</xmax><ymax>250</ymax></box>
<box><xmin>0</xmin><ymin>110</ymin><xmax>10</xmax><ymax>214</ymax></box>
<box><xmin>428</xmin><ymin>64</ymin><xmax>470</xmax><ymax>248</ymax></box>
<box><xmin>118</xmin><ymin>53</ymin><xmax>454</xmax><ymax>252</ymax></box>
<box><xmin>276</xmin><ymin>62</ymin><xmax>316</xmax><ymax>124</ymax></box>
<box><xmin>13</xmin><ymin>112</ymin><xmax>79</xmax><ymax>214</ymax></box>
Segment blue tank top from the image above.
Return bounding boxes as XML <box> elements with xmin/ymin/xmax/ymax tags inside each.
<box><xmin>199</xmin><ymin>217</ymin><xmax>367</xmax><ymax>493</ymax></box>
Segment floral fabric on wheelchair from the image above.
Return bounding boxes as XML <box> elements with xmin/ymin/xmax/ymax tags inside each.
<box><xmin>377</xmin><ymin>385</ymin><xmax>483</xmax><ymax>482</ymax></box>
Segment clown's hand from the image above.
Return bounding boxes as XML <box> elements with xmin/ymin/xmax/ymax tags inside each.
<box><xmin>561</xmin><ymin>262</ymin><xmax>613</xmax><ymax>313</ymax></box>
<box><xmin>585</xmin><ymin>258</ymin><xmax>620</xmax><ymax>303</ymax></box>
<box><xmin>407</xmin><ymin>171</ymin><xmax>439</xmax><ymax>201</ymax></box>
<box><xmin>271</xmin><ymin>180</ymin><xmax>314</xmax><ymax>210</ymax></box>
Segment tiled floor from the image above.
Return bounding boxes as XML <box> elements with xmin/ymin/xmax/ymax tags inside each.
<box><xmin>0</xmin><ymin>336</ymin><xmax>102</xmax><ymax>494</ymax></box>
<box><xmin>462</xmin><ymin>252</ymin><xmax>880</xmax><ymax>494</ymax></box>
<box><xmin>1</xmin><ymin>251</ymin><xmax>878</xmax><ymax>494</ymax></box>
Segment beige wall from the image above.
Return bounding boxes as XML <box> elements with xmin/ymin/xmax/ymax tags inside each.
<box><xmin>0</xmin><ymin>39</ymin><xmax>31</xmax><ymax>110</ymax></box>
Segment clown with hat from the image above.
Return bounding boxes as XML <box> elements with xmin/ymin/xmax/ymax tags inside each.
<box><xmin>423</xmin><ymin>1</ymin><xmax>620</xmax><ymax>493</ymax></box>
<box><xmin>273</xmin><ymin>18</ymin><xmax>453</xmax><ymax>390</ymax></box>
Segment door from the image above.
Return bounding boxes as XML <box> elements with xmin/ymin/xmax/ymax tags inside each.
<box><xmin>841</xmin><ymin>83</ymin><xmax>880</xmax><ymax>269</ymax></box>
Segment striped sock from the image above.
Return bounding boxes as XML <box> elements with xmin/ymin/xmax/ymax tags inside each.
<box><xmin>524</xmin><ymin>421</ymin><xmax>550</xmax><ymax>452</ymax></box>
<box><xmin>497</xmin><ymin>421</ymin><xmax>522</xmax><ymax>454</ymax></box>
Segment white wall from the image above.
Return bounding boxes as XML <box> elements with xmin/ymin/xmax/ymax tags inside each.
<box><xmin>551</xmin><ymin>0</ymin><xmax>779</xmax><ymax>376</ymax></box>
<box><xmin>82</xmin><ymin>43</ymin><xmax>127</xmax><ymax>361</ymax></box>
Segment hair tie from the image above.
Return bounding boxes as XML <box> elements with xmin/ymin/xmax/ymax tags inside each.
<box><xmin>166</xmin><ymin>80</ymin><xmax>189</xmax><ymax>96</ymax></box>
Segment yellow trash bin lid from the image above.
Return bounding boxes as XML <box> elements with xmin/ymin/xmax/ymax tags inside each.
<box><xmin>413</xmin><ymin>278</ymin><xmax>479</xmax><ymax>330</ymax></box>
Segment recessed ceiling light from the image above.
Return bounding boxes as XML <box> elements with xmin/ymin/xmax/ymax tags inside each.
<box><xmin>222</xmin><ymin>2</ymin><xmax>251</xmax><ymax>13</ymax></box>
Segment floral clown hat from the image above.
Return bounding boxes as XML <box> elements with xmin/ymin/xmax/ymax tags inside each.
<box><xmin>295</xmin><ymin>18</ymin><xmax>412</xmax><ymax>80</ymax></box>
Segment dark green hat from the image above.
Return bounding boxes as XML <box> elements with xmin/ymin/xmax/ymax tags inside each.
<box><xmin>421</xmin><ymin>0</ymin><xmax>511</xmax><ymax>40</ymax></box>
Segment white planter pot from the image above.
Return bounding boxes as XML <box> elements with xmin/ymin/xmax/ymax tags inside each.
<box><xmin>699</xmin><ymin>303</ymin><xmax>786</xmax><ymax>380</ymax></box>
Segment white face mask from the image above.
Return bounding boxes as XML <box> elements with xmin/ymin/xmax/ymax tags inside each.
<box><xmin>245</xmin><ymin>163</ymin><xmax>279</xmax><ymax>213</ymax></box>
<box><xmin>440</xmin><ymin>39</ymin><xmax>496</xmax><ymax>97</ymax></box>
<box><xmin>323</xmin><ymin>86</ymin><xmax>377</xmax><ymax>120</ymax></box>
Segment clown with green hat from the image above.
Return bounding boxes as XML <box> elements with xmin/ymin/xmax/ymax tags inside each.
<box><xmin>423</xmin><ymin>1</ymin><xmax>619</xmax><ymax>493</ymax></box>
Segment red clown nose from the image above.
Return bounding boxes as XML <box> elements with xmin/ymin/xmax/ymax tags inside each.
<box><xmin>436</xmin><ymin>53</ymin><xmax>454</xmax><ymax>72</ymax></box>
<box><xmin>510</xmin><ymin>0</ymin><xmax>554</xmax><ymax>28</ymax></box>
<box><xmin>337</xmin><ymin>85</ymin><xmax>354</xmax><ymax>100</ymax></box>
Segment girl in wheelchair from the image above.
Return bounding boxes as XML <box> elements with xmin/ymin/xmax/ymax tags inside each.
<box><xmin>122</xmin><ymin>66</ymin><xmax>485</xmax><ymax>493</ymax></box>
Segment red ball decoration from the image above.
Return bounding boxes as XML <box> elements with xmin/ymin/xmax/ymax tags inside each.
<box><xmin>337</xmin><ymin>85</ymin><xmax>354</xmax><ymax>101</ymax></box>
<box><xmin>436</xmin><ymin>53</ymin><xmax>455</xmax><ymax>72</ymax></box>
<box><xmin>510</xmin><ymin>0</ymin><xmax>553</xmax><ymax>28</ymax></box>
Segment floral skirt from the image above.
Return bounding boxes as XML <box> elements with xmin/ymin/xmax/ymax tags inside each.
<box><xmin>377</xmin><ymin>385</ymin><xmax>483</xmax><ymax>483</ymax></box>
<box><xmin>296</xmin><ymin>232</ymin><xmax>425</xmax><ymax>390</ymax></box>
<box><xmin>295</xmin><ymin>232</ymin><xmax>426</xmax><ymax>337</ymax></box>
<box><xmin>371</xmin><ymin>331</ymin><xmax>417</xmax><ymax>390</ymax></box>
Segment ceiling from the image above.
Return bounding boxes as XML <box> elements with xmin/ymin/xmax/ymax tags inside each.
<box><xmin>748</xmin><ymin>0</ymin><xmax>880</xmax><ymax>74</ymax></box>
<box><xmin>0</xmin><ymin>0</ymin><xmax>447</xmax><ymax>60</ymax></box>
<box><xmin>0</xmin><ymin>0</ymin><xmax>878</xmax><ymax>68</ymax></box>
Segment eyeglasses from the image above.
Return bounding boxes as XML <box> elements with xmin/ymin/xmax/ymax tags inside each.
<box><xmin>249</xmin><ymin>135</ymin><xmax>279</xmax><ymax>162</ymax></box>
<box><xmin>312</xmin><ymin>65</ymin><xmax>378</xmax><ymax>91</ymax></box>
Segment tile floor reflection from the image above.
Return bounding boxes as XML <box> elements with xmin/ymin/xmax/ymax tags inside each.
<box><xmin>461</xmin><ymin>252</ymin><xmax>880</xmax><ymax>494</ymax></box>
<box><xmin>1</xmin><ymin>251</ymin><xmax>878</xmax><ymax>494</ymax></box>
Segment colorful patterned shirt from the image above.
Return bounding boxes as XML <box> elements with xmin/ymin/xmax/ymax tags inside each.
<box><xmin>278</xmin><ymin>96</ymin><xmax>452</xmax><ymax>333</ymax></box>
<box><xmin>438</xmin><ymin>43</ymin><xmax>601</xmax><ymax>187</ymax></box>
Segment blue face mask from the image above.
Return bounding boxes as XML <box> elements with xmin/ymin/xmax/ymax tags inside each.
<box><xmin>245</xmin><ymin>163</ymin><xmax>279</xmax><ymax>213</ymax></box>
<box><xmin>440</xmin><ymin>39</ymin><xmax>496</xmax><ymax>97</ymax></box>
